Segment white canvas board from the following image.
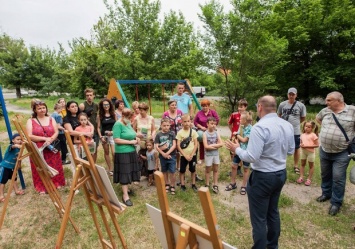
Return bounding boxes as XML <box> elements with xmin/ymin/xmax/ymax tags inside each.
<box><xmin>85</xmin><ymin>164</ymin><xmax>122</xmax><ymax>210</ymax></box>
<box><xmin>146</xmin><ymin>203</ymin><xmax>237</xmax><ymax>249</ymax></box>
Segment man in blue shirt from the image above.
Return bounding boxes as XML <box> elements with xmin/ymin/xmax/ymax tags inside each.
<box><xmin>226</xmin><ymin>95</ymin><xmax>295</xmax><ymax>249</ymax></box>
<box><xmin>170</xmin><ymin>83</ymin><xmax>193</xmax><ymax>117</ymax></box>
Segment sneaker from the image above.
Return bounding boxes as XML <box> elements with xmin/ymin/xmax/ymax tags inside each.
<box><xmin>192</xmin><ymin>185</ymin><xmax>198</xmax><ymax>192</ymax></box>
<box><xmin>195</xmin><ymin>175</ymin><xmax>203</xmax><ymax>182</ymax></box>
<box><xmin>181</xmin><ymin>185</ymin><xmax>187</xmax><ymax>191</ymax></box>
<box><xmin>212</xmin><ymin>185</ymin><xmax>219</xmax><ymax>194</ymax></box>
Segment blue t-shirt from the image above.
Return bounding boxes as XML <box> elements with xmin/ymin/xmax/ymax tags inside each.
<box><xmin>51</xmin><ymin>112</ymin><xmax>63</xmax><ymax>134</ymax></box>
<box><xmin>240</xmin><ymin>124</ymin><xmax>252</xmax><ymax>150</ymax></box>
<box><xmin>0</xmin><ymin>145</ymin><xmax>20</xmax><ymax>169</ymax></box>
<box><xmin>170</xmin><ymin>93</ymin><xmax>191</xmax><ymax>114</ymax></box>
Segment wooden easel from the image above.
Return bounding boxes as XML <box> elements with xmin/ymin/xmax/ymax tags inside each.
<box><xmin>154</xmin><ymin>171</ymin><xmax>224</xmax><ymax>249</ymax></box>
<box><xmin>0</xmin><ymin>119</ymin><xmax>79</xmax><ymax>233</ymax></box>
<box><xmin>55</xmin><ymin>131</ymin><xmax>127</xmax><ymax>249</ymax></box>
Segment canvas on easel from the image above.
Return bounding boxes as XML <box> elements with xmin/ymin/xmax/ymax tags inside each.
<box><xmin>147</xmin><ymin>171</ymin><xmax>237</xmax><ymax>249</ymax></box>
<box><xmin>0</xmin><ymin>119</ymin><xmax>79</xmax><ymax>234</ymax></box>
<box><xmin>55</xmin><ymin>131</ymin><xmax>127</xmax><ymax>249</ymax></box>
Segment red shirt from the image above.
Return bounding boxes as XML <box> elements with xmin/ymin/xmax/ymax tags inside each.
<box><xmin>228</xmin><ymin>112</ymin><xmax>241</xmax><ymax>135</ymax></box>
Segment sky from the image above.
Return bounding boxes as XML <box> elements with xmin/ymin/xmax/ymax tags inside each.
<box><xmin>0</xmin><ymin>0</ymin><xmax>232</xmax><ymax>51</ymax></box>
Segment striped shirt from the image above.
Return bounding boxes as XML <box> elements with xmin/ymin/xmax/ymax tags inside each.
<box><xmin>316</xmin><ymin>104</ymin><xmax>355</xmax><ymax>153</ymax></box>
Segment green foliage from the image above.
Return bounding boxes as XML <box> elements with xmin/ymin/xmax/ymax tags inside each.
<box><xmin>199</xmin><ymin>0</ymin><xmax>288</xmax><ymax>113</ymax></box>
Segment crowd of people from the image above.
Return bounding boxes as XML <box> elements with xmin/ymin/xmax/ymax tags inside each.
<box><xmin>1</xmin><ymin>85</ymin><xmax>354</xmax><ymax>249</ymax></box>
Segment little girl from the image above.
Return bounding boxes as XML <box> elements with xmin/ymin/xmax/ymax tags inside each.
<box><xmin>140</xmin><ymin>139</ymin><xmax>159</xmax><ymax>186</ymax></box>
<box><xmin>74</xmin><ymin>113</ymin><xmax>95</xmax><ymax>158</ymax></box>
<box><xmin>297</xmin><ymin>121</ymin><xmax>319</xmax><ymax>186</ymax></box>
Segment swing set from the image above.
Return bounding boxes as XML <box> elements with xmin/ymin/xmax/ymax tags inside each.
<box><xmin>106</xmin><ymin>78</ymin><xmax>202</xmax><ymax>115</ymax></box>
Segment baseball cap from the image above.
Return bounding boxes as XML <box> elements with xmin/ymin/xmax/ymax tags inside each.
<box><xmin>288</xmin><ymin>87</ymin><xmax>297</xmax><ymax>94</ymax></box>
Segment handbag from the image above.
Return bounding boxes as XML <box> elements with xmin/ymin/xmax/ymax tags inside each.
<box><xmin>180</xmin><ymin>128</ymin><xmax>192</xmax><ymax>149</ymax></box>
<box><xmin>36</xmin><ymin>118</ymin><xmax>61</xmax><ymax>152</ymax></box>
<box><xmin>332</xmin><ymin>113</ymin><xmax>355</xmax><ymax>160</ymax></box>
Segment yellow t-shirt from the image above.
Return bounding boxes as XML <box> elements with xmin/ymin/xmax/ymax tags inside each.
<box><xmin>176</xmin><ymin>128</ymin><xmax>198</xmax><ymax>155</ymax></box>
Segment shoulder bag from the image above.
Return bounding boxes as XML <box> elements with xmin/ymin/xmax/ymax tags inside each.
<box><xmin>180</xmin><ymin>128</ymin><xmax>192</xmax><ymax>149</ymax></box>
<box><xmin>332</xmin><ymin>113</ymin><xmax>355</xmax><ymax>160</ymax></box>
<box><xmin>284</xmin><ymin>101</ymin><xmax>297</xmax><ymax>121</ymax></box>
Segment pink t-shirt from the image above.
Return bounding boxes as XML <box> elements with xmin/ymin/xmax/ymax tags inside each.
<box><xmin>75</xmin><ymin>125</ymin><xmax>93</xmax><ymax>143</ymax></box>
<box><xmin>300</xmin><ymin>132</ymin><xmax>318</xmax><ymax>152</ymax></box>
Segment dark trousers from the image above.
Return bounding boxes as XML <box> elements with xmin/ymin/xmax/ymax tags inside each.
<box><xmin>247</xmin><ymin>169</ymin><xmax>287</xmax><ymax>249</ymax></box>
<box><xmin>58</xmin><ymin>133</ymin><xmax>68</xmax><ymax>162</ymax></box>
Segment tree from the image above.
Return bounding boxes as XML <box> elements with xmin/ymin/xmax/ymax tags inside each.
<box><xmin>199</xmin><ymin>0</ymin><xmax>288</xmax><ymax>112</ymax></box>
<box><xmin>0</xmin><ymin>33</ymin><xmax>29</xmax><ymax>98</ymax></box>
<box><xmin>272</xmin><ymin>0</ymin><xmax>355</xmax><ymax>103</ymax></box>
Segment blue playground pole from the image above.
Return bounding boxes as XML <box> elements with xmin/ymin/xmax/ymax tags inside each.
<box><xmin>0</xmin><ymin>86</ymin><xmax>26</xmax><ymax>189</ymax></box>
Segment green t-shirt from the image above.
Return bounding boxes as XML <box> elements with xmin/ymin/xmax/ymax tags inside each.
<box><xmin>113</xmin><ymin>121</ymin><xmax>137</xmax><ymax>153</ymax></box>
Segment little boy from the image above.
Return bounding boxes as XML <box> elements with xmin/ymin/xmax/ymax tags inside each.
<box><xmin>228</xmin><ymin>98</ymin><xmax>248</xmax><ymax>177</ymax></box>
<box><xmin>155</xmin><ymin>118</ymin><xmax>177</xmax><ymax>195</ymax></box>
<box><xmin>203</xmin><ymin>117</ymin><xmax>223</xmax><ymax>194</ymax></box>
<box><xmin>225</xmin><ymin>112</ymin><xmax>252</xmax><ymax>195</ymax></box>
<box><xmin>176</xmin><ymin>114</ymin><xmax>199</xmax><ymax>192</ymax></box>
<box><xmin>0</xmin><ymin>133</ymin><xmax>24</xmax><ymax>202</ymax></box>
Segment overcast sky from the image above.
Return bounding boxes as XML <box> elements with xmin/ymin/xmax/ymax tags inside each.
<box><xmin>0</xmin><ymin>0</ymin><xmax>232</xmax><ymax>51</ymax></box>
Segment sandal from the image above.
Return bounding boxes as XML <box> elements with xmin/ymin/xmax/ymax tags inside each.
<box><xmin>170</xmin><ymin>187</ymin><xmax>176</xmax><ymax>195</ymax></box>
<box><xmin>240</xmin><ymin>187</ymin><xmax>247</xmax><ymax>195</ymax></box>
<box><xmin>212</xmin><ymin>185</ymin><xmax>219</xmax><ymax>194</ymax></box>
<box><xmin>294</xmin><ymin>167</ymin><xmax>300</xmax><ymax>174</ymax></box>
<box><xmin>15</xmin><ymin>190</ymin><xmax>25</xmax><ymax>195</ymax></box>
<box><xmin>165</xmin><ymin>184</ymin><xmax>170</xmax><ymax>193</ymax></box>
<box><xmin>225</xmin><ymin>183</ymin><xmax>237</xmax><ymax>191</ymax></box>
<box><xmin>296</xmin><ymin>177</ymin><xmax>304</xmax><ymax>184</ymax></box>
<box><xmin>305</xmin><ymin>179</ymin><xmax>311</xmax><ymax>186</ymax></box>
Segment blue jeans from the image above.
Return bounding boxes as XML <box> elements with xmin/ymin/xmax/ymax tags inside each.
<box><xmin>247</xmin><ymin>169</ymin><xmax>287</xmax><ymax>249</ymax></box>
<box><xmin>319</xmin><ymin>147</ymin><xmax>350</xmax><ymax>207</ymax></box>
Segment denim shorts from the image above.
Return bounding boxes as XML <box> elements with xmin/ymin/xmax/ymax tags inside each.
<box><xmin>294</xmin><ymin>135</ymin><xmax>301</xmax><ymax>149</ymax></box>
<box><xmin>233</xmin><ymin>154</ymin><xmax>250</xmax><ymax>167</ymax></box>
<box><xmin>159</xmin><ymin>155</ymin><xmax>176</xmax><ymax>173</ymax></box>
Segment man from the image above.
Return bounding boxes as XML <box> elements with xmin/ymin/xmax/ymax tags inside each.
<box><xmin>170</xmin><ymin>83</ymin><xmax>193</xmax><ymax>117</ymax></box>
<box><xmin>226</xmin><ymin>95</ymin><xmax>295</xmax><ymax>249</ymax></box>
<box><xmin>277</xmin><ymin>87</ymin><xmax>306</xmax><ymax>174</ymax></box>
<box><xmin>79</xmin><ymin>88</ymin><xmax>99</xmax><ymax>162</ymax></box>
<box><xmin>316</xmin><ymin>91</ymin><xmax>355</xmax><ymax>216</ymax></box>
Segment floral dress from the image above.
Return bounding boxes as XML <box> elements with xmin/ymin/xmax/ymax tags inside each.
<box><xmin>30</xmin><ymin>118</ymin><xmax>66</xmax><ymax>192</ymax></box>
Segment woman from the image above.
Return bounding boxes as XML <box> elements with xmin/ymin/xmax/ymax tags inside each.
<box><xmin>115</xmin><ymin>100</ymin><xmax>125</xmax><ymax>120</ymax></box>
<box><xmin>113</xmin><ymin>108</ymin><xmax>141</xmax><ymax>206</ymax></box>
<box><xmin>133</xmin><ymin>102</ymin><xmax>156</xmax><ymax>147</ymax></box>
<box><xmin>57</xmin><ymin>98</ymin><xmax>67</xmax><ymax>118</ymax></box>
<box><xmin>63</xmin><ymin>100</ymin><xmax>94</xmax><ymax>144</ymax></box>
<box><xmin>97</xmin><ymin>98</ymin><xmax>117</xmax><ymax>175</ymax></box>
<box><xmin>194</xmin><ymin>99</ymin><xmax>219</xmax><ymax>162</ymax></box>
<box><xmin>26</xmin><ymin>100</ymin><xmax>66</xmax><ymax>194</ymax></box>
<box><xmin>162</xmin><ymin>99</ymin><xmax>183</xmax><ymax>135</ymax></box>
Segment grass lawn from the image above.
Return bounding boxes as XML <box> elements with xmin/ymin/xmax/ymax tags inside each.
<box><xmin>0</xmin><ymin>99</ymin><xmax>354</xmax><ymax>248</ymax></box>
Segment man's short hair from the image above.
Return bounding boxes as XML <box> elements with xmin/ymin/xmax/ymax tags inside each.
<box><xmin>84</xmin><ymin>88</ymin><xmax>95</xmax><ymax>95</ymax></box>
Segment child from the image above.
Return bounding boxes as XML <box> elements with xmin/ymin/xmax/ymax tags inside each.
<box><xmin>155</xmin><ymin>118</ymin><xmax>177</xmax><ymax>194</ymax></box>
<box><xmin>297</xmin><ymin>121</ymin><xmax>319</xmax><ymax>186</ymax></box>
<box><xmin>203</xmin><ymin>117</ymin><xmax>223</xmax><ymax>194</ymax></box>
<box><xmin>225</xmin><ymin>112</ymin><xmax>252</xmax><ymax>195</ymax></box>
<box><xmin>228</xmin><ymin>98</ymin><xmax>248</xmax><ymax>177</ymax></box>
<box><xmin>140</xmin><ymin>139</ymin><xmax>159</xmax><ymax>186</ymax></box>
<box><xmin>0</xmin><ymin>134</ymin><xmax>24</xmax><ymax>202</ymax></box>
<box><xmin>74</xmin><ymin>112</ymin><xmax>95</xmax><ymax>158</ymax></box>
<box><xmin>51</xmin><ymin>103</ymin><xmax>70</xmax><ymax>165</ymax></box>
<box><xmin>176</xmin><ymin>114</ymin><xmax>199</xmax><ymax>192</ymax></box>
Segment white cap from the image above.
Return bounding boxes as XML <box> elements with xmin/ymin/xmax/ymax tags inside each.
<box><xmin>288</xmin><ymin>87</ymin><xmax>297</xmax><ymax>94</ymax></box>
